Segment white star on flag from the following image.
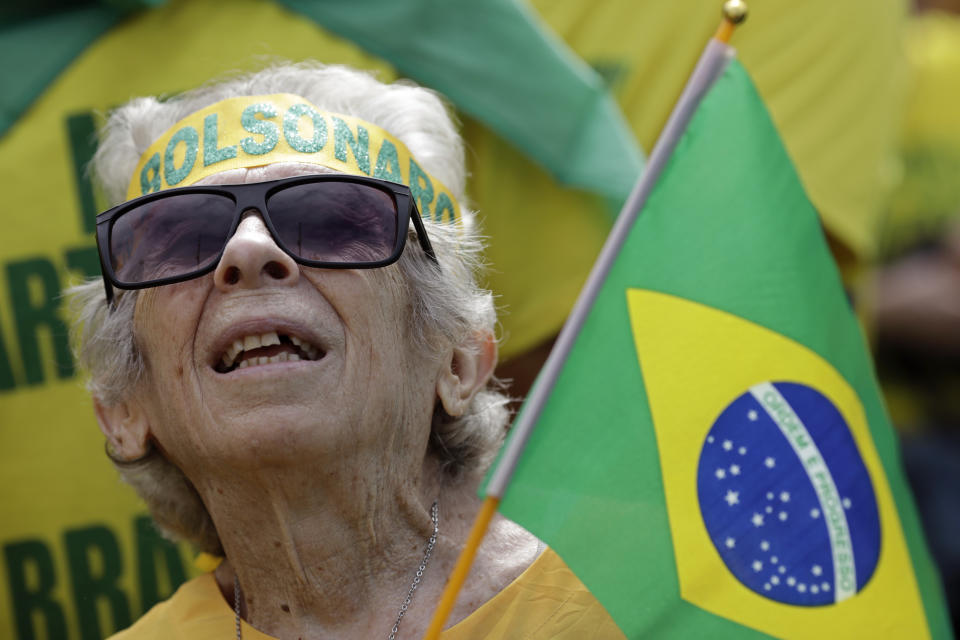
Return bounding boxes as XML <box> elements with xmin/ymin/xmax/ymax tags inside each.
<box><xmin>724</xmin><ymin>490</ymin><xmax>740</xmax><ymax>506</ymax></box>
<box><xmin>748</xmin><ymin>410</ymin><xmax>758</xmax><ymax>421</ymax></box>
<box><xmin>723</xmin><ymin>440</ymin><xmax>733</xmax><ymax>451</ymax></box>
<box><xmin>752</xmin><ymin>560</ymin><xmax>763</xmax><ymax>572</ymax></box>
<box><xmin>812</xmin><ymin>565</ymin><xmax>823</xmax><ymax>576</ymax></box>
<box><xmin>810</xmin><ymin>508</ymin><xmax>820</xmax><ymax>519</ymax></box>
<box><xmin>771</xmin><ymin>576</ymin><xmax>780</xmax><ymax>585</ymax></box>
<box><xmin>843</xmin><ymin>497</ymin><xmax>852</xmax><ymax>509</ymax></box>
<box><xmin>764</xmin><ymin>457</ymin><xmax>776</xmax><ymax>468</ymax></box>
<box><xmin>778</xmin><ymin>511</ymin><xmax>788</xmax><ymax>521</ymax></box>
<box><xmin>725</xmin><ymin>537</ymin><xmax>736</xmax><ymax>549</ymax></box>
<box><xmin>751</xmin><ymin>512</ymin><xmax>765</xmax><ymax>527</ymax></box>
<box><xmin>715</xmin><ymin>468</ymin><xmax>726</xmax><ymax>479</ymax></box>
<box><xmin>780</xmin><ymin>491</ymin><xmax>790</xmax><ymax>502</ymax></box>
<box><xmin>729</xmin><ymin>464</ymin><xmax>741</xmax><ymax>476</ymax></box>
<box><xmin>738</xmin><ymin>446</ymin><xmax>747</xmax><ymax>455</ymax></box>
<box><xmin>760</xmin><ymin>540</ymin><xmax>770</xmax><ymax>551</ymax></box>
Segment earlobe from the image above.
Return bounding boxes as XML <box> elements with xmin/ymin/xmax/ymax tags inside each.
<box><xmin>93</xmin><ymin>397</ymin><xmax>153</xmax><ymax>462</ymax></box>
<box><xmin>436</xmin><ymin>332</ymin><xmax>498</xmax><ymax>417</ymax></box>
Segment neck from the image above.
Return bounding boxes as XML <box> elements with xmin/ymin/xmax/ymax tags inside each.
<box><xmin>205</xmin><ymin>449</ymin><xmax>437</xmax><ymax>636</ymax></box>
<box><xmin>203</xmin><ymin>460</ymin><xmax>541</xmax><ymax>640</ymax></box>
<box><xmin>203</xmin><ymin>453</ymin><xmax>460</xmax><ymax>640</ymax></box>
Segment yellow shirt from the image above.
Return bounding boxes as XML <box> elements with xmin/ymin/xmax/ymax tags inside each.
<box><xmin>110</xmin><ymin>549</ymin><xmax>625</xmax><ymax>639</ymax></box>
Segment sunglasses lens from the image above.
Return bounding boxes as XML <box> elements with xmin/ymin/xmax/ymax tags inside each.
<box><xmin>267</xmin><ymin>180</ymin><xmax>399</xmax><ymax>264</ymax></box>
<box><xmin>109</xmin><ymin>193</ymin><xmax>236</xmax><ymax>284</ymax></box>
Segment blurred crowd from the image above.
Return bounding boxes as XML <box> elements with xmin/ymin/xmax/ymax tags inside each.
<box><xmin>872</xmin><ymin>1</ymin><xmax>960</xmax><ymax>630</ymax></box>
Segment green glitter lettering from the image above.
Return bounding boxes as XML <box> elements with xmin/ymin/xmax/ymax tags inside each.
<box><xmin>408</xmin><ymin>159</ymin><xmax>434</xmax><ymax>218</ymax></box>
<box><xmin>373</xmin><ymin>139</ymin><xmax>403</xmax><ymax>183</ymax></box>
<box><xmin>333</xmin><ymin>117</ymin><xmax>370</xmax><ymax>175</ymax></box>
<box><xmin>203</xmin><ymin>113</ymin><xmax>237</xmax><ymax>166</ymax></box>
<box><xmin>140</xmin><ymin>153</ymin><xmax>162</xmax><ymax>195</ymax></box>
<box><xmin>240</xmin><ymin>103</ymin><xmax>279</xmax><ymax>155</ymax></box>
<box><xmin>434</xmin><ymin>193</ymin><xmax>455</xmax><ymax>223</ymax></box>
<box><xmin>283</xmin><ymin>104</ymin><xmax>326</xmax><ymax>153</ymax></box>
<box><xmin>163</xmin><ymin>126</ymin><xmax>199</xmax><ymax>186</ymax></box>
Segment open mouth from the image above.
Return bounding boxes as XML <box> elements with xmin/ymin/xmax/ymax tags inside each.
<box><xmin>214</xmin><ymin>331</ymin><xmax>325</xmax><ymax>374</ymax></box>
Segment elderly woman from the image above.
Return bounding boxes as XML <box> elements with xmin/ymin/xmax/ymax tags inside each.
<box><xmin>70</xmin><ymin>64</ymin><xmax>621</xmax><ymax>639</ymax></box>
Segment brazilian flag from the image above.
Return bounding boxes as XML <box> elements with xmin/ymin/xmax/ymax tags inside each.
<box><xmin>493</xmin><ymin>52</ymin><xmax>952</xmax><ymax>638</ymax></box>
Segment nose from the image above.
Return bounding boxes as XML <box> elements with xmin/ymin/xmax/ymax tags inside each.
<box><xmin>213</xmin><ymin>211</ymin><xmax>299</xmax><ymax>292</ymax></box>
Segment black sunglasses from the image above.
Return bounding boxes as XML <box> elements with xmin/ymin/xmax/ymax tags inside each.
<box><xmin>95</xmin><ymin>174</ymin><xmax>438</xmax><ymax>303</ymax></box>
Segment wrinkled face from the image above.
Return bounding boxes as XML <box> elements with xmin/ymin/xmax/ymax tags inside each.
<box><xmin>127</xmin><ymin>164</ymin><xmax>442</xmax><ymax>481</ymax></box>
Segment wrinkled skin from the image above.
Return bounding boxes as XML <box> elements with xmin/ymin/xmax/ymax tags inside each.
<box><xmin>95</xmin><ymin>164</ymin><xmax>539</xmax><ymax>639</ymax></box>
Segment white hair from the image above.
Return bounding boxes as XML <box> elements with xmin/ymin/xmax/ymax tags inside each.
<box><xmin>69</xmin><ymin>63</ymin><xmax>509</xmax><ymax>555</ymax></box>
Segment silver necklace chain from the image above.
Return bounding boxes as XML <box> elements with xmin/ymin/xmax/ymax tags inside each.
<box><xmin>234</xmin><ymin>500</ymin><xmax>439</xmax><ymax>640</ymax></box>
<box><xmin>389</xmin><ymin>500</ymin><xmax>439</xmax><ymax>640</ymax></box>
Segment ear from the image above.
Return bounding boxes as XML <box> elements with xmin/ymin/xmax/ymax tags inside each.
<box><xmin>93</xmin><ymin>397</ymin><xmax>153</xmax><ymax>461</ymax></box>
<box><xmin>436</xmin><ymin>331</ymin><xmax>498</xmax><ymax>417</ymax></box>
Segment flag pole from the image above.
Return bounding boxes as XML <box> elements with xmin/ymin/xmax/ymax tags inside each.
<box><xmin>422</xmin><ymin>3</ymin><xmax>747</xmax><ymax>638</ymax></box>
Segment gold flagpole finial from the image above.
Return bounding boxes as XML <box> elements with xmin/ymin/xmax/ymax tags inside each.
<box><xmin>715</xmin><ymin>0</ymin><xmax>748</xmax><ymax>43</ymax></box>
<box><xmin>723</xmin><ymin>0</ymin><xmax>749</xmax><ymax>24</ymax></box>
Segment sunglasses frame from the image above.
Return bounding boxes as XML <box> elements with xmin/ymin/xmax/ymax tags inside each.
<box><xmin>95</xmin><ymin>174</ymin><xmax>439</xmax><ymax>304</ymax></box>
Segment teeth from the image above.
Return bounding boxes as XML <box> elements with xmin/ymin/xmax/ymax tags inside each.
<box><xmin>262</xmin><ymin>331</ymin><xmax>280</xmax><ymax>347</ymax></box>
<box><xmin>221</xmin><ymin>331</ymin><xmax>319</xmax><ymax>371</ymax></box>
<box><xmin>227</xmin><ymin>339</ymin><xmax>243</xmax><ymax>364</ymax></box>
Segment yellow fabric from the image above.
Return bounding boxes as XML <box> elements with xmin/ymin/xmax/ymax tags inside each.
<box><xmin>109</xmin><ymin>548</ymin><xmax>626</xmax><ymax>639</ymax></box>
<box><xmin>481</xmin><ymin>0</ymin><xmax>908</xmax><ymax>356</ymax></box>
<box><xmin>127</xmin><ymin>93</ymin><xmax>461</xmax><ymax>224</ymax></box>
<box><xmin>882</xmin><ymin>11</ymin><xmax>960</xmax><ymax>256</ymax></box>
<box><xmin>627</xmin><ymin>289</ymin><xmax>928</xmax><ymax>638</ymax></box>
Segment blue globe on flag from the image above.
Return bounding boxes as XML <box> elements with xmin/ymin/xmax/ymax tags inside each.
<box><xmin>697</xmin><ymin>381</ymin><xmax>881</xmax><ymax>606</ymax></box>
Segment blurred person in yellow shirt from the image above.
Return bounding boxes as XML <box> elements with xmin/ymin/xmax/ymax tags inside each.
<box><xmin>871</xmin><ymin>4</ymin><xmax>960</xmax><ymax>629</ymax></box>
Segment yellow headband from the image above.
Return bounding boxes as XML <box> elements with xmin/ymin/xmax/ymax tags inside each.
<box><xmin>127</xmin><ymin>93</ymin><xmax>461</xmax><ymax>224</ymax></box>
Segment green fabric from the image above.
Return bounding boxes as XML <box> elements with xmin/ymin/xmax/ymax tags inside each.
<box><xmin>2</xmin><ymin>0</ymin><xmax>644</xmax><ymax>210</ymax></box>
<box><xmin>277</xmin><ymin>0</ymin><xmax>644</xmax><ymax>207</ymax></box>
<box><xmin>492</xmin><ymin>59</ymin><xmax>951</xmax><ymax>638</ymax></box>
<box><xmin>0</xmin><ymin>5</ymin><xmax>122</xmax><ymax>137</ymax></box>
